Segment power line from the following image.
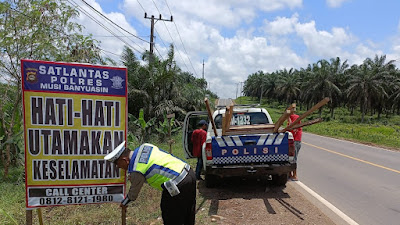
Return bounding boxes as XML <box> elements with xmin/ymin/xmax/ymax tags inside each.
<box><xmin>150</xmin><ymin>0</ymin><xmax>191</xmax><ymax>74</ymax></box>
<box><xmin>136</xmin><ymin>0</ymin><xmax>147</xmax><ymax>13</ymax></box>
<box><xmin>154</xmin><ymin>28</ymin><xmax>168</xmax><ymax>50</ymax></box>
<box><xmin>67</xmin><ymin>0</ymin><xmax>142</xmax><ymax>54</ymax></box>
<box><xmin>81</xmin><ymin>0</ymin><xmax>149</xmax><ymax>44</ymax></box>
<box><xmin>78</xmin><ymin>0</ymin><xmax>146</xmax><ymax>52</ymax></box>
<box><xmin>83</xmin><ymin>34</ymin><xmax>150</xmax><ymax>38</ymax></box>
<box><xmin>164</xmin><ymin>0</ymin><xmax>199</xmax><ymax>77</ymax></box>
<box><xmin>164</xmin><ymin>1</ymin><xmax>199</xmax><ymax>77</ymax></box>
<box><xmin>9</xmin><ymin>5</ymin><xmax>124</xmax><ymax>61</ymax></box>
<box><xmin>99</xmin><ymin>48</ymin><xmax>120</xmax><ymax>57</ymax></box>
<box><xmin>154</xmin><ymin>45</ymin><xmax>165</xmax><ymax>61</ymax></box>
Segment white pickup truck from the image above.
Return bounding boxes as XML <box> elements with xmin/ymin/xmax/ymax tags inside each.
<box><xmin>183</xmin><ymin>106</ymin><xmax>296</xmax><ymax>187</ymax></box>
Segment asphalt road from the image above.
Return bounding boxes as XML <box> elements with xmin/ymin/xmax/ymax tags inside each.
<box><xmin>216</xmin><ymin>99</ymin><xmax>234</xmax><ymax>107</ymax></box>
<box><xmin>298</xmin><ymin>133</ymin><xmax>400</xmax><ymax>225</ymax></box>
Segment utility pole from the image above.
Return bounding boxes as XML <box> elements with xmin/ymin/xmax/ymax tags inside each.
<box><xmin>144</xmin><ymin>13</ymin><xmax>173</xmax><ymax>63</ymax></box>
<box><xmin>240</xmin><ymin>81</ymin><xmax>244</xmax><ymax>97</ymax></box>
<box><xmin>202</xmin><ymin>59</ymin><xmax>205</xmax><ymax>79</ymax></box>
<box><xmin>236</xmin><ymin>82</ymin><xmax>239</xmax><ymax>99</ymax></box>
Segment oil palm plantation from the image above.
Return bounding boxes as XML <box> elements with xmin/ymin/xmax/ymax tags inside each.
<box><xmin>346</xmin><ymin>55</ymin><xmax>393</xmax><ymax>122</ymax></box>
<box><xmin>302</xmin><ymin>59</ymin><xmax>341</xmax><ymax>117</ymax></box>
<box><xmin>275</xmin><ymin>68</ymin><xmax>301</xmax><ymax>104</ymax></box>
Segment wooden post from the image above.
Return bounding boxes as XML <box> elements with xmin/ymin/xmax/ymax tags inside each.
<box><xmin>205</xmin><ymin>98</ymin><xmax>218</xmax><ymax>136</ymax></box>
<box><xmin>284</xmin><ymin>97</ymin><xmax>330</xmax><ymax>132</ymax></box>
<box><xmin>226</xmin><ymin>105</ymin><xmax>233</xmax><ymax>131</ymax></box>
<box><xmin>167</xmin><ymin>113</ymin><xmax>175</xmax><ymax>153</ymax></box>
<box><xmin>122</xmin><ymin>206</ymin><xmax>127</xmax><ymax>225</ymax></box>
<box><xmin>221</xmin><ymin>113</ymin><xmax>226</xmax><ymax>136</ymax></box>
<box><xmin>26</xmin><ymin>210</ymin><xmax>33</xmax><ymax>225</ymax></box>
<box><xmin>37</xmin><ymin>208</ymin><xmax>44</xmax><ymax>225</ymax></box>
<box><xmin>222</xmin><ymin>106</ymin><xmax>233</xmax><ymax>136</ymax></box>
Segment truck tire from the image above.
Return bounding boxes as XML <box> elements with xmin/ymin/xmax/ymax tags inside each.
<box><xmin>272</xmin><ymin>173</ymin><xmax>288</xmax><ymax>186</ymax></box>
<box><xmin>205</xmin><ymin>174</ymin><xmax>219</xmax><ymax>188</ymax></box>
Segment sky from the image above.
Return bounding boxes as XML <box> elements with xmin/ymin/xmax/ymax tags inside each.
<box><xmin>69</xmin><ymin>0</ymin><xmax>400</xmax><ymax>98</ymax></box>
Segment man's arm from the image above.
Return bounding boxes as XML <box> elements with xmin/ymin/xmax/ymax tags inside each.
<box><xmin>120</xmin><ymin>172</ymin><xmax>145</xmax><ymax>207</ymax></box>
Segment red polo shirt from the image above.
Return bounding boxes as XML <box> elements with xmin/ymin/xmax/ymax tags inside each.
<box><xmin>191</xmin><ymin>129</ymin><xmax>207</xmax><ymax>157</ymax></box>
<box><xmin>289</xmin><ymin>114</ymin><xmax>302</xmax><ymax>141</ymax></box>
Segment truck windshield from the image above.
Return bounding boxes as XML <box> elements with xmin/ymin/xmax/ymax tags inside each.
<box><xmin>214</xmin><ymin>112</ymin><xmax>270</xmax><ymax>129</ymax></box>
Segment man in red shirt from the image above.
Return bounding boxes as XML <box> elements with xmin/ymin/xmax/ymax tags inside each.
<box><xmin>191</xmin><ymin>120</ymin><xmax>208</xmax><ymax>180</ymax></box>
<box><xmin>288</xmin><ymin>110</ymin><xmax>302</xmax><ymax>181</ymax></box>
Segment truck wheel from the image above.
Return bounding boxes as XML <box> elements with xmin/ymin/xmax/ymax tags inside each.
<box><xmin>205</xmin><ymin>174</ymin><xmax>219</xmax><ymax>188</ymax></box>
<box><xmin>272</xmin><ymin>174</ymin><xmax>288</xmax><ymax>186</ymax></box>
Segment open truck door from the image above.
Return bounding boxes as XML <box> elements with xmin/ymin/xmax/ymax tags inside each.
<box><xmin>182</xmin><ymin>111</ymin><xmax>208</xmax><ymax>159</ymax></box>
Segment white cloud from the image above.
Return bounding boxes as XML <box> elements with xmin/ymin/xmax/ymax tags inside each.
<box><xmin>123</xmin><ymin>0</ymin><xmax>302</xmax><ymax>28</ymax></box>
<box><xmin>326</xmin><ymin>0</ymin><xmax>351</xmax><ymax>8</ymax></box>
<box><xmin>262</xmin><ymin>14</ymin><xmax>299</xmax><ymax>36</ymax></box>
<box><xmin>76</xmin><ymin>1</ymin><xmax>400</xmax><ymax>99</ymax></box>
<box><xmin>295</xmin><ymin>21</ymin><xmax>355</xmax><ymax>58</ymax></box>
<box><xmin>205</xmin><ymin>35</ymin><xmax>306</xmax><ymax>98</ymax></box>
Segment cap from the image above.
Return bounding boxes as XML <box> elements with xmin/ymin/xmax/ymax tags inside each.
<box><xmin>104</xmin><ymin>141</ymin><xmax>126</xmax><ymax>163</ymax></box>
<box><xmin>198</xmin><ymin>120</ymin><xmax>207</xmax><ymax>126</ymax></box>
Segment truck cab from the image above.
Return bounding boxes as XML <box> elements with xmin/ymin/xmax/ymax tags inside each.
<box><xmin>183</xmin><ymin>106</ymin><xmax>296</xmax><ymax>187</ymax></box>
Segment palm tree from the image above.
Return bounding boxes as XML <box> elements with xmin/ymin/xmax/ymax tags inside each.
<box><xmin>243</xmin><ymin>71</ymin><xmax>267</xmax><ymax>103</ymax></box>
<box><xmin>346</xmin><ymin>55</ymin><xmax>392</xmax><ymax>122</ymax></box>
<box><xmin>365</xmin><ymin>55</ymin><xmax>395</xmax><ymax>118</ymax></box>
<box><xmin>275</xmin><ymin>68</ymin><xmax>301</xmax><ymax>104</ymax></box>
<box><xmin>263</xmin><ymin>72</ymin><xmax>279</xmax><ymax>102</ymax></box>
<box><xmin>302</xmin><ymin>60</ymin><xmax>341</xmax><ymax>117</ymax></box>
<box><xmin>328</xmin><ymin>57</ymin><xmax>349</xmax><ymax>118</ymax></box>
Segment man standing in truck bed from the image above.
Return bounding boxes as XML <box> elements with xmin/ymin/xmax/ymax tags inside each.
<box><xmin>191</xmin><ymin>120</ymin><xmax>208</xmax><ymax>180</ymax></box>
<box><xmin>289</xmin><ymin>109</ymin><xmax>302</xmax><ymax>181</ymax></box>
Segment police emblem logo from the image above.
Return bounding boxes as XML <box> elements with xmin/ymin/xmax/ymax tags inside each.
<box><xmin>110</xmin><ymin>76</ymin><xmax>124</xmax><ymax>89</ymax></box>
<box><xmin>26</xmin><ymin>68</ymin><xmax>38</xmax><ymax>84</ymax></box>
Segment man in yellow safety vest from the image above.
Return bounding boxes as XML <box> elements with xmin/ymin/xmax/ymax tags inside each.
<box><xmin>104</xmin><ymin>141</ymin><xmax>196</xmax><ymax>225</ymax></box>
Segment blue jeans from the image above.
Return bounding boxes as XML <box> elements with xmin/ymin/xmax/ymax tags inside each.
<box><xmin>294</xmin><ymin>141</ymin><xmax>301</xmax><ymax>161</ymax></box>
<box><xmin>195</xmin><ymin>157</ymin><xmax>203</xmax><ymax>179</ymax></box>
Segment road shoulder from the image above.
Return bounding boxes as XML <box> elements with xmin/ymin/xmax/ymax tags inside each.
<box><xmin>288</xmin><ymin>181</ymin><xmax>359</xmax><ymax>225</ymax></box>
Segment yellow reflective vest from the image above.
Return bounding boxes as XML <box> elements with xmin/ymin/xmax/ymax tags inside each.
<box><xmin>127</xmin><ymin>143</ymin><xmax>187</xmax><ymax>190</ymax></box>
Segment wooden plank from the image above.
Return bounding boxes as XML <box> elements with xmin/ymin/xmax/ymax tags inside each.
<box><xmin>284</xmin><ymin>97</ymin><xmax>330</xmax><ymax>132</ymax></box>
<box><xmin>222</xmin><ymin>113</ymin><xmax>226</xmax><ymax>136</ymax></box>
<box><xmin>228</xmin><ymin>124</ymin><xmax>275</xmax><ymax>130</ymax></box>
<box><xmin>223</xmin><ymin>107</ymin><xmax>229</xmax><ymax>133</ymax></box>
<box><xmin>224</xmin><ymin>128</ymin><xmax>274</xmax><ymax>135</ymax></box>
<box><xmin>292</xmin><ymin>118</ymin><xmax>323</xmax><ymax>129</ymax></box>
<box><xmin>226</xmin><ymin>105</ymin><xmax>234</xmax><ymax>130</ymax></box>
<box><xmin>273</xmin><ymin>109</ymin><xmax>291</xmax><ymax>133</ymax></box>
<box><xmin>205</xmin><ymin>98</ymin><xmax>218</xmax><ymax>136</ymax></box>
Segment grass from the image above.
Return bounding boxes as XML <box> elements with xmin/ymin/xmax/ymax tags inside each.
<box><xmin>3</xmin><ymin>97</ymin><xmax>400</xmax><ymax>224</ymax></box>
<box><xmin>236</xmin><ymin>96</ymin><xmax>400</xmax><ymax>150</ymax></box>
<box><xmin>0</xmin><ymin>133</ymin><xmax>213</xmax><ymax>225</ymax></box>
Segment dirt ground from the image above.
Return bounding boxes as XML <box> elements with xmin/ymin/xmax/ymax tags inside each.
<box><xmin>195</xmin><ymin>178</ymin><xmax>336</xmax><ymax>225</ymax></box>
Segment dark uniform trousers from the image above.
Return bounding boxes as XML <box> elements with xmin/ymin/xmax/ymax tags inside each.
<box><xmin>161</xmin><ymin>168</ymin><xmax>197</xmax><ymax>225</ymax></box>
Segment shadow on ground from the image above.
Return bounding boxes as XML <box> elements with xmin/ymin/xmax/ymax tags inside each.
<box><xmin>196</xmin><ymin>177</ymin><xmax>304</xmax><ymax>220</ymax></box>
